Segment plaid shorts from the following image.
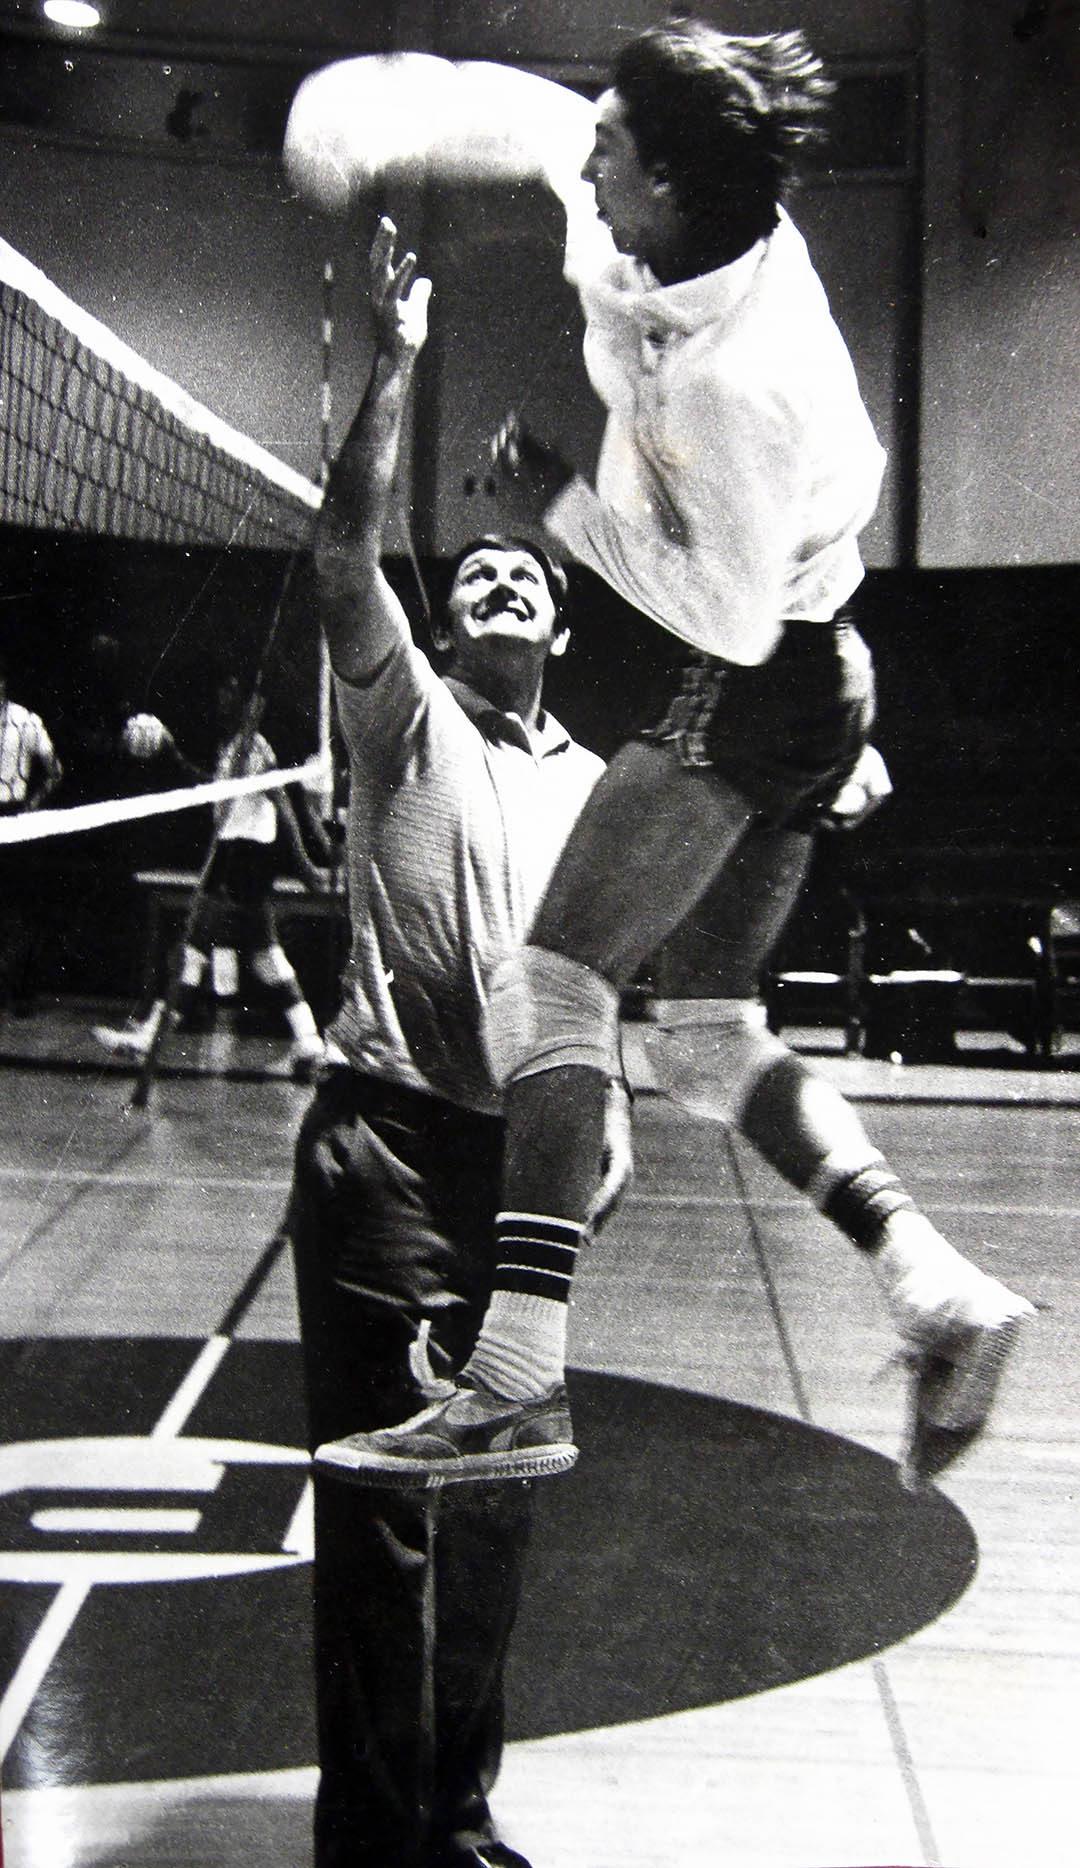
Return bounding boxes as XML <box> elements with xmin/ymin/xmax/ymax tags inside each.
<box><xmin>640</xmin><ymin>619</ymin><xmax>876</xmax><ymax>829</ymax></box>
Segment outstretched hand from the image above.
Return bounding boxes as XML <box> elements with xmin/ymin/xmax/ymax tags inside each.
<box><xmin>369</xmin><ymin>216</ymin><xmax>432</xmax><ymax>360</ymax></box>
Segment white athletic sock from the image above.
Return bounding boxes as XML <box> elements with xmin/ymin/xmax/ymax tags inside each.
<box><xmin>870</xmin><ymin>1209</ymin><xmax>1032</xmax><ymax>1346</ymax></box>
<box><xmin>285</xmin><ymin>998</ymin><xmax>319</xmax><ymax>1043</ymax></box>
<box><xmin>465</xmin><ymin>1289</ymin><xmax>570</xmax><ymax>1401</ymax></box>
<box><xmin>464</xmin><ymin>1212</ymin><xmax>584</xmax><ymax>1401</ymax></box>
<box><xmin>211</xmin><ymin>945</ymin><xmax>239</xmax><ymax>999</ymax></box>
<box><xmin>808</xmin><ymin>1151</ymin><xmax>917</xmax><ymax>1251</ymax></box>
<box><xmin>178</xmin><ymin>945</ymin><xmax>206</xmax><ymax>990</ymax></box>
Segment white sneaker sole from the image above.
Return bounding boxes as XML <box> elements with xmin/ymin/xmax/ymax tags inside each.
<box><xmin>901</xmin><ymin>1310</ymin><xmax>1030</xmax><ymax>1487</ymax></box>
<box><xmin>313</xmin><ymin>1440</ymin><xmax>579</xmax><ymax>1488</ymax></box>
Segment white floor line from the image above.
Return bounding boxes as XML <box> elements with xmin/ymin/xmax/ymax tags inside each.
<box><xmin>0</xmin><ymin>1580</ymin><xmax>91</xmax><ymax>1763</ymax></box>
<box><xmin>151</xmin><ymin>1336</ymin><xmax>232</xmax><ymax>1440</ymax></box>
<box><xmin>624</xmin><ymin>1192</ymin><xmax>1080</xmax><ymax>1217</ymax></box>
<box><xmin>0</xmin><ymin>1165</ymin><xmax>292</xmax><ymax>1193</ymax></box>
<box><xmin>1</xmin><ymin>1332</ymin><xmax>235</xmax><ymax>1765</ymax></box>
<box><xmin>2</xmin><ymin>1765</ymin><xmax>319</xmax><ymax>1811</ymax></box>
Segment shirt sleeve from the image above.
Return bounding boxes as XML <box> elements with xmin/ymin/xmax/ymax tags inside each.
<box><xmin>333</xmin><ymin>633</ymin><xmax>445</xmax><ymax>777</ymax></box>
<box><xmin>27</xmin><ymin>712</ymin><xmax>56</xmax><ymax>761</ymax></box>
<box><xmin>545</xmin><ymin>366</ymin><xmax>803</xmax><ymax>666</ymax></box>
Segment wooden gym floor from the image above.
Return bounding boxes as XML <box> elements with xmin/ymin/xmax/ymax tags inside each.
<box><xmin>0</xmin><ymin>1001</ymin><xmax>1076</xmax><ymax>1868</ymax></box>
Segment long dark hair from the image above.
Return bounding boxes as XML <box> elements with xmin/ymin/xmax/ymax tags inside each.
<box><xmin>613</xmin><ymin>21</ymin><xmax>833</xmax><ymax>258</ymax></box>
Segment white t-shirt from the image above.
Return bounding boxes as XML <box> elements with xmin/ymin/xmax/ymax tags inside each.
<box><xmin>214</xmin><ymin>729</ymin><xmax>278</xmax><ymax>845</ymax></box>
<box><xmin>0</xmin><ymin>700</ymin><xmax>56</xmax><ymax>806</ymax></box>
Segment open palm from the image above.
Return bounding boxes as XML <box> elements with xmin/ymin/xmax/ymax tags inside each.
<box><xmin>369</xmin><ymin>215</ymin><xmax>432</xmax><ymax>359</ymax></box>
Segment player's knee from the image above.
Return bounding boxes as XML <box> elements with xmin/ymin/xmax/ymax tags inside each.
<box><xmin>250</xmin><ymin>944</ymin><xmax>296</xmax><ymax>989</ymax></box>
<box><xmin>642</xmin><ymin>997</ymin><xmax>789</xmax><ymax>1124</ymax></box>
<box><xmin>484</xmin><ymin>946</ymin><xmax>622</xmax><ymax>1087</ymax></box>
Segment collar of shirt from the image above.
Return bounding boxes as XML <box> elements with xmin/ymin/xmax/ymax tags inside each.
<box><xmin>442</xmin><ymin>676</ymin><xmax>572</xmax><ymax>760</ymax></box>
<box><xmin>584</xmin><ymin>215</ymin><xmax>799</xmax><ymax>350</ymax></box>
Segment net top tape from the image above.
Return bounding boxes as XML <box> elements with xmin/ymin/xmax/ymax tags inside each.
<box><xmin>0</xmin><ymin>757</ymin><xmax>330</xmax><ymax>847</ymax></box>
<box><xmin>0</xmin><ymin>235</ymin><xmax>324</xmax><ymax>548</ymax></box>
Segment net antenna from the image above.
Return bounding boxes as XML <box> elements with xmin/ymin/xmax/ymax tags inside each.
<box><xmin>313</xmin><ymin>255</ymin><xmax>337</xmax><ymax>819</ymax></box>
<box><xmin>0</xmin><ymin>233</ymin><xmax>329</xmax><ymax>1106</ymax></box>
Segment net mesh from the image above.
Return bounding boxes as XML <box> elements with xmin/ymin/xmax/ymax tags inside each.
<box><xmin>0</xmin><ymin>239</ymin><xmax>337</xmax><ymax>1099</ymax></box>
<box><xmin>0</xmin><ymin>235</ymin><xmax>322</xmax><ymax>549</ymax></box>
<box><xmin>0</xmin><ymin>231</ymin><xmax>330</xmax><ymax>855</ymax></box>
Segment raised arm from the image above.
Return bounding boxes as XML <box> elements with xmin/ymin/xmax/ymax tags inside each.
<box><xmin>313</xmin><ymin>217</ymin><xmax>432</xmax><ymax>684</ymax></box>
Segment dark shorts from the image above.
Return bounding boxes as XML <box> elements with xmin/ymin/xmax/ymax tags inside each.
<box><xmin>195</xmin><ymin>838</ymin><xmax>279</xmax><ymax>949</ymax></box>
<box><xmin>640</xmin><ymin>619</ymin><xmax>876</xmax><ymax>830</ymax></box>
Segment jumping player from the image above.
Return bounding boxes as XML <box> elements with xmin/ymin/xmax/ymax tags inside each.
<box><xmin>317</xmin><ymin>21</ymin><xmax>1033</xmax><ymax>1492</ymax></box>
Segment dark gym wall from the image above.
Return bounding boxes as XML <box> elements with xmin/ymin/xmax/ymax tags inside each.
<box><xmin>2</xmin><ymin>2</ymin><xmax>1071</xmax><ymax>569</ymax></box>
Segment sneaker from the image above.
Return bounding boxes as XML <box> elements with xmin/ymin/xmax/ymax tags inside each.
<box><xmin>903</xmin><ymin>1310</ymin><xmax>1030</xmax><ymax>1488</ymax></box>
<box><xmin>873</xmin><ymin>1231</ymin><xmax>1035</xmax><ymax>1485</ymax></box>
<box><xmin>288</xmin><ymin>1035</ymin><xmax>326</xmax><ymax>1082</ymax></box>
<box><xmin>314</xmin><ymin>1378</ymin><xmax>578</xmax><ymax>1487</ymax></box>
<box><xmin>91</xmin><ymin>1019</ymin><xmax>154</xmax><ymax>1059</ymax></box>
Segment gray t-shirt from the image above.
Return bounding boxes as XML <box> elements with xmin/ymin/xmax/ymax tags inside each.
<box><xmin>328</xmin><ymin>640</ymin><xmax>603</xmax><ymax>1113</ymax></box>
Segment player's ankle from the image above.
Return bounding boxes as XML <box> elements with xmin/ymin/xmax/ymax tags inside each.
<box><xmin>464</xmin><ymin>1340</ymin><xmax>561</xmax><ymax>1402</ymax></box>
<box><xmin>871</xmin><ymin>1210</ymin><xmax>959</xmax><ymax>1273</ymax></box>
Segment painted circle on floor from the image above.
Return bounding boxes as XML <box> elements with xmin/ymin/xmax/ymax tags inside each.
<box><xmin>509</xmin><ymin>1369</ymin><xmax>976</xmax><ymax>1738</ymax></box>
<box><xmin>0</xmin><ymin>1341</ymin><xmax>975</xmax><ymax>1785</ymax></box>
<box><xmin>0</xmin><ymin>1436</ymin><xmax>310</xmax><ymax>1584</ymax></box>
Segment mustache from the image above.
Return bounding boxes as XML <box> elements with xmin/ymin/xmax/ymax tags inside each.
<box><xmin>474</xmin><ymin>584</ymin><xmax>533</xmax><ymax>621</ymax></box>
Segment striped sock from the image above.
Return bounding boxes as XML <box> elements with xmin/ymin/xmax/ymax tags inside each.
<box><xmin>464</xmin><ymin>1212</ymin><xmax>584</xmax><ymax>1401</ymax></box>
<box><xmin>808</xmin><ymin>1151</ymin><xmax>917</xmax><ymax>1251</ymax></box>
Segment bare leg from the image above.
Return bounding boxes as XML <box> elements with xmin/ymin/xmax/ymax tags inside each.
<box><xmin>502</xmin><ymin>739</ymin><xmax>755</xmax><ymax>1225</ymax></box>
<box><xmin>645</xmin><ymin>820</ymin><xmax>1035</xmax><ymax>1484</ymax></box>
<box><xmin>447</xmin><ymin>744</ymin><xmax>757</xmax><ymax>1407</ymax></box>
<box><xmin>530</xmin><ymin>738</ymin><xmax>754</xmax><ymax>981</ymax></box>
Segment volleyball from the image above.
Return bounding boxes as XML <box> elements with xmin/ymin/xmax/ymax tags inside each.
<box><xmin>122</xmin><ymin>713</ymin><xmax>172</xmax><ymax>760</ymax></box>
<box><xmin>283</xmin><ymin>55</ymin><xmax>597</xmax><ymax>210</ymax></box>
<box><xmin>283</xmin><ymin>54</ymin><xmax>453</xmax><ymax>209</ymax></box>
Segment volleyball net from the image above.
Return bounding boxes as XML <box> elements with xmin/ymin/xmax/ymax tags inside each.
<box><xmin>0</xmin><ymin>231</ymin><xmax>343</xmax><ymax>1091</ymax></box>
<box><xmin>0</xmin><ymin>235</ymin><xmax>321</xmax><ymax>551</ymax></box>
<box><xmin>0</xmin><ymin>231</ymin><xmax>331</xmax><ymax>857</ymax></box>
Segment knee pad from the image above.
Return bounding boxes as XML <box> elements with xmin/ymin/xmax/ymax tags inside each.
<box><xmin>642</xmin><ymin>997</ymin><xmax>789</xmax><ymax>1125</ymax></box>
<box><xmin>484</xmin><ymin>947</ymin><xmax>622</xmax><ymax>1088</ymax></box>
<box><xmin>250</xmin><ymin>944</ymin><xmax>297</xmax><ymax>990</ymax></box>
